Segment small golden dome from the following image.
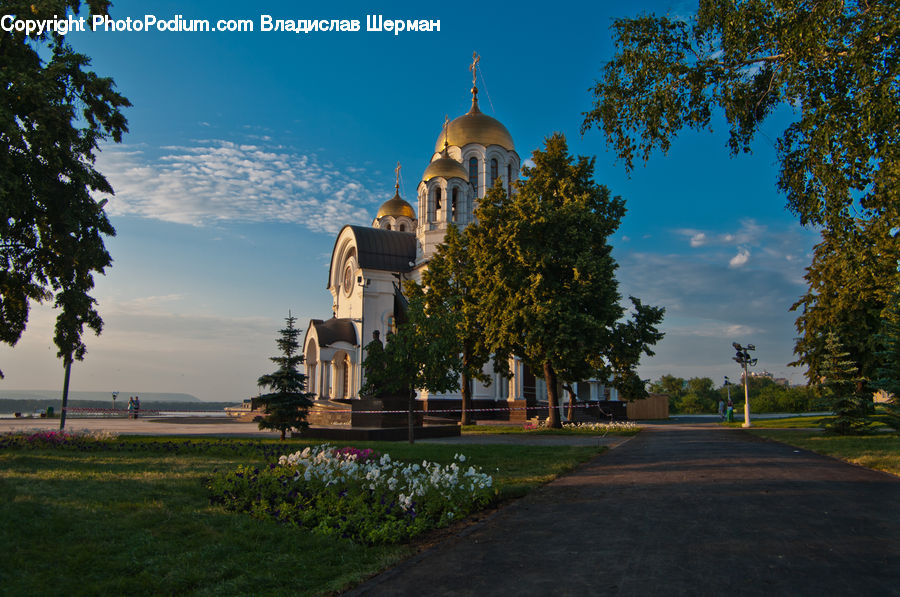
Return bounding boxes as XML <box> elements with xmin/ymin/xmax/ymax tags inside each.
<box><xmin>434</xmin><ymin>98</ymin><xmax>515</xmax><ymax>152</ymax></box>
<box><xmin>423</xmin><ymin>155</ymin><xmax>468</xmax><ymax>182</ymax></box>
<box><xmin>376</xmin><ymin>191</ymin><xmax>416</xmax><ymax>219</ymax></box>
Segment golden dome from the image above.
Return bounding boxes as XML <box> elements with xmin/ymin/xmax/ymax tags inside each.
<box><xmin>376</xmin><ymin>191</ymin><xmax>416</xmax><ymax>219</ymax></box>
<box><xmin>423</xmin><ymin>155</ymin><xmax>468</xmax><ymax>182</ymax></box>
<box><xmin>434</xmin><ymin>97</ymin><xmax>515</xmax><ymax>152</ymax></box>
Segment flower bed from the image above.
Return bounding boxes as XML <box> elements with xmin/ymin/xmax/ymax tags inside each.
<box><xmin>535</xmin><ymin>420</ymin><xmax>639</xmax><ymax>434</ymax></box>
<box><xmin>0</xmin><ymin>429</ymin><xmax>118</xmax><ymax>449</ymax></box>
<box><xmin>207</xmin><ymin>444</ymin><xmax>496</xmax><ymax>545</ymax></box>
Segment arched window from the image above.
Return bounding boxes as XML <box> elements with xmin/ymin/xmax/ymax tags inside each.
<box><xmin>468</xmin><ymin>157</ymin><xmax>478</xmax><ymax>193</ymax></box>
<box><xmin>490</xmin><ymin>159</ymin><xmax>498</xmax><ymax>187</ymax></box>
<box><xmin>385</xmin><ymin>223</ymin><xmax>391</xmax><ymax>230</ymax></box>
<box><xmin>507</xmin><ymin>164</ymin><xmax>513</xmax><ymax>190</ymax></box>
<box><xmin>451</xmin><ymin>188</ymin><xmax>459</xmax><ymax>222</ymax></box>
<box><xmin>435</xmin><ymin>187</ymin><xmax>442</xmax><ymax>210</ymax></box>
<box><xmin>399</xmin><ymin>223</ymin><xmax>405</xmax><ymax>232</ymax></box>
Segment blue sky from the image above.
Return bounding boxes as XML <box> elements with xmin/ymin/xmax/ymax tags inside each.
<box><xmin>0</xmin><ymin>0</ymin><xmax>820</xmax><ymax>401</ymax></box>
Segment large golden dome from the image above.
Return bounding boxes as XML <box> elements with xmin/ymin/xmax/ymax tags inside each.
<box><xmin>423</xmin><ymin>155</ymin><xmax>468</xmax><ymax>182</ymax></box>
<box><xmin>376</xmin><ymin>191</ymin><xmax>416</xmax><ymax>219</ymax></box>
<box><xmin>434</xmin><ymin>98</ymin><xmax>515</xmax><ymax>152</ymax></box>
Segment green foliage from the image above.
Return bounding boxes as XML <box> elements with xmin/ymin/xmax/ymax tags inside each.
<box><xmin>0</xmin><ymin>0</ymin><xmax>131</xmax><ymax>371</ymax></box>
<box><xmin>583</xmin><ymin>0</ymin><xmax>898</xmax><ymax>232</ymax></box>
<box><xmin>873</xmin><ymin>284</ymin><xmax>900</xmax><ymax>432</ymax></box>
<box><xmin>257</xmin><ymin>313</ymin><xmax>314</xmax><ymax>440</ymax></box>
<box><xmin>360</xmin><ymin>283</ymin><xmax>462</xmax><ymax>398</ymax></box>
<box><xmin>583</xmin><ymin>0</ymin><xmax>900</xmax><ymax>391</ymax></box>
<box><xmin>650</xmin><ymin>373</ymin><xmax>818</xmax><ymax>414</ymax></box>
<box><xmin>469</xmin><ymin>134</ymin><xmax>664</xmax><ymax>427</ymax></box>
<box><xmin>791</xmin><ymin>222</ymin><xmax>900</xmax><ymax>384</ymax></box>
<box><xmin>819</xmin><ymin>332</ymin><xmax>874</xmax><ymax>435</ymax></box>
<box><xmin>417</xmin><ymin>224</ymin><xmax>493</xmax><ymax>423</ymax></box>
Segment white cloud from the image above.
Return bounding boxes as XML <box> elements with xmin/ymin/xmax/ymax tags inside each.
<box><xmin>96</xmin><ymin>140</ymin><xmax>378</xmax><ymax>234</ymax></box>
<box><xmin>690</xmin><ymin>232</ymin><xmax>707</xmax><ymax>247</ymax></box>
<box><xmin>729</xmin><ymin>248</ymin><xmax>751</xmax><ymax>268</ymax></box>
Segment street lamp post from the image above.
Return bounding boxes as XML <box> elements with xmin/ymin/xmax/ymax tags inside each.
<box><xmin>732</xmin><ymin>343</ymin><xmax>758</xmax><ymax>428</ymax></box>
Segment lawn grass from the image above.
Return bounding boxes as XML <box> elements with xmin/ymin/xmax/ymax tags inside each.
<box><xmin>0</xmin><ymin>436</ymin><xmax>601</xmax><ymax>595</ymax></box>
<box><xmin>720</xmin><ymin>415</ymin><xmax>833</xmax><ymax>429</ymax></box>
<box><xmin>749</xmin><ymin>429</ymin><xmax>900</xmax><ymax>477</ymax></box>
<box><xmin>461</xmin><ymin>423</ymin><xmax>641</xmax><ymax>437</ymax></box>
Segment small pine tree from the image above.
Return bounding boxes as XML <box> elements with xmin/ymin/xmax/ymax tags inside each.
<box><xmin>820</xmin><ymin>332</ymin><xmax>873</xmax><ymax>435</ymax></box>
<box><xmin>257</xmin><ymin>312</ymin><xmax>314</xmax><ymax>440</ymax></box>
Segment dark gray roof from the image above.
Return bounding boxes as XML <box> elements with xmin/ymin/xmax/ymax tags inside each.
<box><xmin>310</xmin><ymin>318</ymin><xmax>358</xmax><ymax>347</ymax></box>
<box><xmin>328</xmin><ymin>226</ymin><xmax>416</xmax><ymax>285</ymax></box>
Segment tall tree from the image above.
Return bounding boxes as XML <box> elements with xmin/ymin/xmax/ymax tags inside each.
<box><xmin>257</xmin><ymin>313</ymin><xmax>314</xmax><ymax>440</ymax></box>
<box><xmin>582</xmin><ymin>0</ymin><xmax>900</xmax><ymax>377</ymax></box>
<box><xmin>791</xmin><ymin>220</ymin><xmax>900</xmax><ymax>383</ymax></box>
<box><xmin>1</xmin><ymin>1</ymin><xmax>130</xmax><ymax>376</ymax></box>
<box><xmin>418</xmin><ymin>224</ymin><xmax>492</xmax><ymax>425</ymax></box>
<box><xmin>469</xmin><ymin>134</ymin><xmax>664</xmax><ymax>428</ymax></box>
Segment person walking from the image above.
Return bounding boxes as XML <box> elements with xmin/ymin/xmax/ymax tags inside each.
<box><xmin>718</xmin><ymin>398</ymin><xmax>725</xmax><ymax>421</ymax></box>
<box><xmin>725</xmin><ymin>398</ymin><xmax>734</xmax><ymax>423</ymax></box>
<box><xmin>127</xmin><ymin>397</ymin><xmax>135</xmax><ymax>419</ymax></box>
<box><xmin>134</xmin><ymin>396</ymin><xmax>141</xmax><ymax>419</ymax></box>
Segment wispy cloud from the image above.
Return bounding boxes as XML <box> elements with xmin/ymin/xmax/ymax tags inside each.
<box><xmin>96</xmin><ymin>140</ymin><xmax>379</xmax><ymax>234</ymax></box>
<box><xmin>615</xmin><ymin>218</ymin><xmax>819</xmax><ymax>381</ymax></box>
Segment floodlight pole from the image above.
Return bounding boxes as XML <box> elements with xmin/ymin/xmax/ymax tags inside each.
<box><xmin>741</xmin><ymin>360</ymin><xmax>751</xmax><ymax>428</ymax></box>
<box><xmin>731</xmin><ymin>343</ymin><xmax>756</xmax><ymax>428</ymax></box>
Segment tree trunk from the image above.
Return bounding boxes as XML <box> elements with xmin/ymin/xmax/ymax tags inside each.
<box><xmin>544</xmin><ymin>362</ymin><xmax>561</xmax><ymax>428</ymax></box>
<box><xmin>59</xmin><ymin>358</ymin><xmax>72</xmax><ymax>431</ymax></box>
<box><xmin>460</xmin><ymin>348</ymin><xmax>472</xmax><ymax>426</ymax></box>
<box><xmin>408</xmin><ymin>388</ymin><xmax>415</xmax><ymax>444</ymax></box>
<box><xmin>565</xmin><ymin>384</ymin><xmax>576</xmax><ymax>421</ymax></box>
<box><xmin>280</xmin><ymin>429</ymin><xmax>286</xmax><ymax>440</ymax></box>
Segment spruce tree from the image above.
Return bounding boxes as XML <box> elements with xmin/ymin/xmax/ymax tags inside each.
<box><xmin>873</xmin><ymin>286</ymin><xmax>900</xmax><ymax>432</ymax></box>
<box><xmin>820</xmin><ymin>332</ymin><xmax>873</xmax><ymax>435</ymax></box>
<box><xmin>257</xmin><ymin>313</ymin><xmax>314</xmax><ymax>440</ymax></box>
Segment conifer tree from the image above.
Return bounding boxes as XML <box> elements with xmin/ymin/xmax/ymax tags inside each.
<box><xmin>257</xmin><ymin>313</ymin><xmax>314</xmax><ymax>440</ymax></box>
<box><xmin>820</xmin><ymin>332</ymin><xmax>872</xmax><ymax>435</ymax></box>
<box><xmin>873</xmin><ymin>285</ymin><xmax>900</xmax><ymax>432</ymax></box>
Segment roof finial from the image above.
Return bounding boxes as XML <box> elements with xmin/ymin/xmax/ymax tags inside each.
<box><xmin>394</xmin><ymin>161</ymin><xmax>401</xmax><ymax>194</ymax></box>
<box><xmin>442</xmin><ymin>115</ymin><xmax>450</xmax><ymax>151</ymax></box>
<box><xmin>469</xmin><ymin>51</ymin><xmax>480</xmax><ymax>109</ymax></box>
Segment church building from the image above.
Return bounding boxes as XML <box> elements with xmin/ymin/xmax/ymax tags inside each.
<box><xmin>302</xmin><ymin>56</ymin><xmax>617</xmax><ymax>417</ymax></box>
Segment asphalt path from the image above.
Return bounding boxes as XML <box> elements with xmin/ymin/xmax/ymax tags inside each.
<box><xmin>348</xmin><ymin>426</ymin><xmax>900</xmax><ymax>597</ymax></box>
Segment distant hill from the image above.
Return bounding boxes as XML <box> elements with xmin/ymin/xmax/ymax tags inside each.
<box><xmin>0</xmin><ymin>390</ymin><xmax>203</xmax><ymax>403</ymax></box>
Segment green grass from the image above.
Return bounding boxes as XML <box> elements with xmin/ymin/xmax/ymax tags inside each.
<box><xmin>461</xmin><ymin>424</ymin><xmax>641</xmax><ymax>436</ymax></box>
<box><xmin>749</xmin><ymin>429</ymin><xmax>900</xmax><ymax>477</ymax></box>
<box><xmin>0</xmin><ymin>436</ymin><xmax>601</xmax><ymax>595</ymax></box>
<box><xmin>720</xmin><ymin>415</ymin><xmax>833</xmax><ymax>429</ymax></box>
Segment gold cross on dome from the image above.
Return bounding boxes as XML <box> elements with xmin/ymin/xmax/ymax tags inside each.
<box><xmin>442</xmin><ymin>115</ymin><xmax>450</xmax><ymax>148</ymax></box>
<box><xmin>470</xmin><ymin>51</ymin><xmax>480</xmax><ymax>86</ymax></box>
<box><xmin>394</xmin><ymin>161</ymin><xmax>401</xmax><ymax>189</ymax></box>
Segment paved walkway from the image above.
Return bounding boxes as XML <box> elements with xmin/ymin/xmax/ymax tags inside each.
<box><xmin>348</xmin><ymin>426</ymin><xmax>900</xmax><ymax>596</ymax></box>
